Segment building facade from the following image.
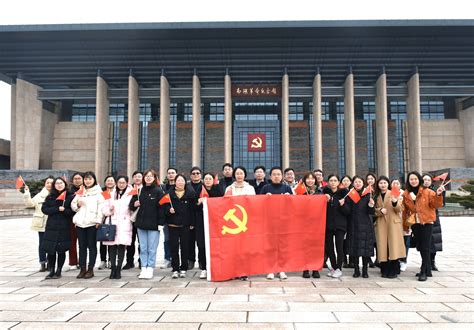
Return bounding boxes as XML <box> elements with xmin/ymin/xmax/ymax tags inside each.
<box><xmin>1</xmin><ymin>20</ymin><xmax>473</xmax><ymax>182</ymax></box>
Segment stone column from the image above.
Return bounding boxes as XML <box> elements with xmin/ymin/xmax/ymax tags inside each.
<box><xmin>95</xmin><ymin>74</ymin><xmax>109</xmax><ymax>183</ymax></box>
<box><xmin>344</xmin><ymin>72</ymin><xmax>356</xmax><ymax>176</ymax></box>
<box><xmin>312</xmin><ymin>72</ymin><xmax>322</xmax><ymax>170</ymax></box>
<box><xmin>224</xmin><ymin>71</ymin><xmax>232</xmax><ymax>164</ymax></box>
<box><xmin>192</xmin><ymin>72</ymin><xmax>201</xmax><ymax>167</ymax></box>
<box><xmin>375</xmin><ymin>71</ymin><xmax>389</xmax><ymax>176</ymax></box>
<box><xmin>127</xmin><ymin>73</ymin><xmax>139</xmax><ymax>178</ymax></box>
<box><xmin>159</xmin><ymin>74</ymin><xmax>170</xmax><ymax>181</ymax></box>
<box><xmin>282</xmin><ymin>71</ymin><xmax>290</xmax><ymax>169</ymax></box>
<box><xmin>406</xmin><ymin>71</ymin><xmax>423</xmax><ymax>173</ymax></box>
<box><xmin>459</xmin><ymin>105</ymin><xmax>474</xmax><ymax>167</ymax></box>
<box><xmin>10</xmin><ymin>79</ymin><xmax>43</xmax><ymax>169</ymax></box>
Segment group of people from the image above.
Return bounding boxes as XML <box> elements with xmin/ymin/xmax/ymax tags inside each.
<box><xmin>22</xmin><ymin>162</ymin><xmax>445</xmax><ymax>282</ymax></box>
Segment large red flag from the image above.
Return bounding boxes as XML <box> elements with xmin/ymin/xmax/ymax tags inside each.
<box><xmin>347</xmin><ymin>188</ymin><xmax>361</xmax><ymax>203</ymax></box>
<box><xmin>433</xmin><ymin>172</ymin><xmax>448</xmax><ymax>182</ymax></box>
<box><xmin>56</xmin><ymin>191</ymin><xmax>67</xmax><ymax>201</ymax></box>
<box><xmin>203</xmin><ymin>195</ymin><xmax>327</xmax><ymax>281</ymax></box>
<box><xmin>294</xmin><ymin>180</ymin><xmax>307</xmax><ymax>195</ymax></box>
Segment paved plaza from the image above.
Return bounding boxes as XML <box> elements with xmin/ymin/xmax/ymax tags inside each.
<box><xmin>0</xmin><ymin>216</ymin><xmax>473</xmax><ymax>329</ymax></box>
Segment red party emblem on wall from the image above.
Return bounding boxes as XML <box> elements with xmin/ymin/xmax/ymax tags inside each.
<box><xmin>248</xmin><ymin>133</ymin><xmax>266</xmax><ymax>152</ymax></box>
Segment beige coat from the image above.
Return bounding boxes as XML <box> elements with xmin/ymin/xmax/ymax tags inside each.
<box><xmin>374</xmin><ymin>190</ymin><xmax>406</xmax><ymax>262</ymax></box>
<box><xmin>24</xmin><ymin>188</ymin><xmax>50</xmax><ymax>232</ymax></box>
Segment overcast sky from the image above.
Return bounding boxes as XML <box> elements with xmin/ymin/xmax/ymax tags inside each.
<box><xmin>0</xmin><ymin>0</ymin><xmax>471</xmax><ymax>140</ymax></box>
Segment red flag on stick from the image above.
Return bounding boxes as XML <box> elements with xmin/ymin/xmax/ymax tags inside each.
<box><xmin>391</xmin><ymin>185</ymin><xmax>401</xmax><ymax>199</ymax></box>
<box><xmin>16</xmin><ymin>176</ymin><xmax>24</xmax><ymax>189</ymax></box>
<box><xmin>294</xmin><ymin>180</ymin><xmax>307</xmax><ymax>195</ymax></box>
<box><xmin>101</xmin><ymin>190</ymin><xmax>111</xmax><ymax>200</ymax></box>
<box><xmin>213</xmin><ymin>175</ymin><xmax>220</xmax><ymax>185</ymax></box>
<box><xmin>56</xmin><ymin>191</ymin><xmax>67</xmax><ymax>201</ymax></box>
<box><xmin>75</xmin><ymin>185</ymin><xmax>85</xmax><ymax>196</ymax></box>
<box><xmin>200</xmin><ymin>188</ymin><xmax>209</xmax><ymax>198</ymax></box>
<box><xmin>127</xmin><ymin>185</ymin><xmax>139</xmax><ymax>196</ymax></box>
<box><xmin>347</xmin><ymin>188</ymin><xmax>361</xmax><ymax>203</ymax></box>
<box><xmin>361</xmin><ymin>185</ymin><xmax>373</xmax><ymax>197</ymax></box>
<box><xmin>433</xmin><ymin>172</ymin><xmax>448</xmax><ymax>182</ymax></box>
<box><xmin>159</xmin><ymin>193</ymin><xmax>172</xmax><ymax>205</ymax></box>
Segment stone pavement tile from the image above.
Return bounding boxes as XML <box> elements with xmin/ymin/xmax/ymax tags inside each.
<box><xmin>0</xmin><ymin>287</ymin><xmax>21</xmax><ymax>293</ymax></box>
<box><xmin>389</xmin><ymin>324</ymin><xmax>474</xmax><ymax>330</ymax></box>
<box><xmin>248</xmin><ymin>311</ymin><xmax>337</xmax><ymax>323</ymax></box>
<box><xmin>366</xmin><ymin>302</ymin><xmax>452</xmax><ymax>312</ymax></box>
<box><xmin>103</xmin><ymin>294</ymin><xmax>177</xmax><ymax>302</ymax></box>
<box><xmin>128</xmin><ymin>302</ymin><xmax>209</xmax><ymax>311</ymax></box>
<box><xmin>215</xmin><ymin>287</ymin><xmax>283</xmax><ymax>294</ymax></box>
<box><xmin>453</xmin><ymin>276</ymin><xmax>474</xmax><ymax>282</ymax></box>
<box><xmin>288</xmin><ymin>302</ymin><xmax>371</xmax><ymax>312</ymax></box>
<box><xmin>295</xmin><ymin>323</ymin><xmax>391</xmax><ymax>329</ymax></box>
<box><xmin>70</xmin><ymin>311</ymin><xmax>162</xmax><ymax>323</ymax></box>
<box><xmin>349</xmin><ymin>288</ymin><xmax>423</xmax><ymax>295</ymax></box>
<box><xmin>159</xmin><ymin>311</ymin><xmax>247</xmax><ymax>323</ymax></box>
<box><xmin>435</xmin><ymin>281</ymin><xmax>474</xmax><ymax>288</ymax></box>
<box><xmin>416</xmin><ymin>287</ymin><xmax>474</xmax><ymax>295</ymax></box>
<box><xmin>201</xmin><ymin>323</ymin><xmax>293</xmax><ymax>329</ymax></box>
<box><xmin>208</xmin><ymin>301</ymin><xmax>288</xmax><ymax>311</ymax></box>
<box><xmin>314</xmin><ymin>281</ymin><xmax>381</xmax><ymax>288</ymax></box>
<box><xmin>15</xmin><ymin>287</ymin><xmax>85</xmax><ymax>294</ymax></box>
<box><xmin>80</xmin><ymin>287</ymin><xmax>149</xmax><ymax>294</ymax></box>
<box><xmin>12</xmin><ymin>322</ymin><xmax>108</xmax><ymax>329</ymax></box>
<box><xmin>0</xmin><ymin>322</ymin><xmax>19</xmax><ymax>329</ymax></box>
<box><xmin>186</xmin><ymin>281</ymin><xmax>250</xmax><ymax>288</ymax></box>
<box><xmin>249</xmin><ymin>294</ymin><xmax>323</xmax><ymax>302</ymax></box>
<box><xmin>0</xmin><ymin>311</ymin><xmax>80</xmax><ymax>322</ymax></box>
<box><xmin>0</xmin><ymin>272</ymin><xmax>35</xmax><ymax>277</ymax></box>
<box><xmin>61</xmin><ymin>281</ymin><xmax>128</xmax><ymax>288</ymax></box>
<box><xmin>147</xmin><ymin>288</ymin><xmax>216</xmax><ymax>295</ymax></box>
<box><xmin>465</xmin><ymin>294</ymin><xmax>474</xmax><ymax>300</ymax></box>
<box><xmin>376</xmin><ymin>281</ymin><xmax>443</xmax><ymax>288</ymax></box>
<box><xmin>0</xmin><ymin>302</ymin><xmax>56</xmax><ymax>311</ymax></box>
<box><xmin>284</xmin><ymin>287</ymin><xmax>352</xmax><ymax>295</ymax></box>
<box><xmin>394</xmin><ymin>294</ymin><xmax>473</xmax><ymax>303</ymax></box>
<box><xmin>250</xmin><ymin>281</ymin><xmax>315</xmax><ymax>288</ymax></box>
<box><xmin>443</xmin><ymin>302</ymin><xmax>474</xmax><ymax>311</ymax></box>
<box><xmin>399</xmin><ymin>276</ymin><xmax>463</xmax><ymax>282</ymax></box>
<box><xmin>335</xmin><ymin>311</ymin><xmax>428</xmax><ymax>323</ymax></box>
<box><xmin>0</xmin><ymin>294</ymin><xmax>38</xmax><ymax>302</ymax></box>
<box><xmin>27</xmin><ymin>294</ymin><xmax>106</xmax><ymax>302</ymax></box>
<box><xmin>417</xmin><ymin>311</ymin><xmax>474</xmax><ymax>323</ymax></box>
<box><xmin>174</xmin><ymin>294</ymin><xmax>248</xmax><ymax>302</ymax></box>
<box><xmin>123</xmin><ymin>281</ymin><xmax>187</xmax><ymax>288</ymax></box>
<box><xmin>105</xmin><ymin>323</ymin><xmax>200</xmax><ymax>329</ymax></box>
<box><xmin>322</xmin><ymin>294</ymin><xmax>398</xmax><ymax>302</ymax></box>
<box><xmin>49</xmin><ymin>301</ymin><xmax>132</xmax><ymax>311</ymax></box>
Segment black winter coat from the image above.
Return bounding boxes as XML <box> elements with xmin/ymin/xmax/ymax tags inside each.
<box><xmin>218</xmin><ymin>177</ymin><xmax>234</xmax><ymax>195</ymax></box>
<box><xmin>165</xmin><ymin>187</ymin><xmax>198</xmax><ymax>227</ymax></box>
<box><xmin>41</xmin><ymin>192</ymin><xmax>74</xmax><ymax>254</ymax></box>
<box><xmin>323</xmin><ymin>187</ymin><xmax>349</xmax><ymax>232</ymax></box>
<box><xmin>341</xmin><ymin>191</ymin><xmax>376</xmax><ymax>257</ymax></box>
<box><xmin>189</xmin><ymin>182</ymin><xmax>204</xmax><ymax>228</ymax></box>
<box><xmin>203</xmin><ymin>185</ymin><xmax>224</xmax><ymax>198</ymax></box>
<box><xmin>429</xmin><ymin>186</ymin><xmax>444</xmax><ymax>252</ymax></box>
<box><xmin>248</xmin><ymin>179</ymin><xmax>269</xmax><ymax>195</ymax></box>
<box><xmin>129</xmin><ymin>184</ymin><xmax>165</xmax><ymax>231</ymax></box>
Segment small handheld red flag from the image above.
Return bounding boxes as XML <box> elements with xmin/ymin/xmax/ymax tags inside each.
<box><xmin>347</xmin><ymin>188</ymin><xmax>361</xmax><ymax>203</ymax></box>
<box><xmin>224</xmin><ymin>188</ymin><xmax>233</xmax><ymax>196</ymax></box>
<box><xmin>391</xmin><ymin>185</ymin><xmax>401</xmax><ymax>199</ymax></box>
<box><xmin>159</xmin><ymin>193</ymin><xmax>171</xmax><ymax>205</ymax></box>
<box><xmin>16</xmin><ymin>176</ymin><xmax>24</xmax><ymax>189</ymax></box>
<box><xmin>56</xmin><ymin>191</ymin><xmax>67</xmax><ymax>201</ymax></box>
<box><xmin>200</xmin><ymin>188</ymin><xmax>209</xmax><ymax>198</ymax></box>
<box><xmin>361</xmin><ymin>185</ymin><xmax>373</xmax><ymax>197</ymax></box>
<box><xmin>294</xmin><ymin>180</ymin><xmax>307</xmax><ymax>195</ymax></box>
<box><xmin>156</xmin><ymin>177</ymin><xmax>161</xmax><ymax>185</ymax></box>
<box><xmin>321</xmin><ymin>181</ymin><xmax>328</xmax><ymax>188</ymax></box>
<box><xmin>101</xmin><ymin>190</ymin><xmax>111</xmax><ymax>200</ymax></box>
<box><xmin>127</xmin><ymin>185</ymin><xmax>139</xmax><ymax>196</ymax></box>
<box><xmin>433</xmin><ymin>172</ymin><xmax>448</xmax><ymax>182</ymax></box>
<box><xmin>75</xmin><ymin>185</ymin><xmax>85</xmax><ymax>196</ymax></box>
<box><xmin>214</xmin><ymin>175</ymin><xmax>220</xmax><ymax>185</ymax></box>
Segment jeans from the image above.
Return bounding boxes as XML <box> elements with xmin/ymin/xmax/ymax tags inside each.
<box><xmin>76</xmin><ymin>226</ymin><xmax>98</xmax><ymax>268</ymax></box>
<box><xmin>163</xmin><ymin>225</ymin><xmax>171</xmax><ymax>261</ymax></box>
<box><xmin>38</xmin><ymin>232</ymin><xmax>46</xmax><ymax>264</ymax></box>
<box><xmin>137</xmin><ymin>228</ymin><xmax>160</xmax><ymax>268</ymax></box>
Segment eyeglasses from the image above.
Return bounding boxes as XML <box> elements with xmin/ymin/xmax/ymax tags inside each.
<box><xmin>144</xmin><ymin>176</ymin><xmax>155</xmax><ymax>179</ymax></box>
<box><xmin>191</xmin><ymin>172</ymin><xmax>201</xmax><ymax>175</ymax></box>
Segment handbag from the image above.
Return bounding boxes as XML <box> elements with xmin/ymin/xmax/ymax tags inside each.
<box><xmin>405</xmin><ymin>213</ymin><xmax>416</xmax><ymax>227</ymax></box>
<box><xmin>96</xmin><ymin>216</ymin><xmax>117</xmax><ymax>242</ymax></box>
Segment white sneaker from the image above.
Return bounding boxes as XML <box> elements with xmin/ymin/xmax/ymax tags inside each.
<box><xmin>67</xmin><ymin>265</ymin><xmax>78</xmax><ymax>271</ymax></box>
<box><xmin>400</xmin><ymin>262</ymin><xmax>407</xmax><ymax>272</ymax></box>
<box><xmin>179</xmin><ymin>270</ymin><xmax>186</xmax><ymax>278</ymax></box>
<box><xmin>98</xmin><ymin>261</ymin><xmax>106</xmax><ymax>270</ymax></box>
<box><xmin>279</xmin><ymin>272</ymin><xmax>288</xmax><ymax>280</ymax></box>
<box><xmin>146</xmin><ymin>267</ymin><xmax>154</xmax><ymax>279</ymax></box>
<box><xmin>199</xmin><ymin>270</ymin><xmax>207</xmax><ymax>279</ymax></box>
<box><xmin>327</xmin><ymin>269</ymin><xmax>335</xmax><ymax>277</ymax></box>
<box><xmin>138</xmin><ymin>267</ymin><xmax>147</xmax><ymax>279</ymax></box>
<box><xmin>266</xmin><ymin>273</ymin><xmax>275</xmax><ymax>280</ymax></box>
<box><xmin>332</xmin><ymin>269</ymin><xmax>343</xmax><ymax>278</ymax></box>
<box><xmin>171</xmin><ymin>271</ymin><xmax>179</xmax><ymax>279</ymax></box>
<box><xmin>106</xmin><ymin>261</ymin><xmax>111</xmax><ymax>269</ymax></box>
<box><xmin>160</xmin><ymin>259</ymin><xmax>171</xmax><ymax>269</ymax></box>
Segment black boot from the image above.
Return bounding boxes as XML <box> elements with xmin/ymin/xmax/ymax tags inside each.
<box><xmin>418</xmin><ymin>273</ymin><xmax>427</xmax><ymax>281</ymax></box>
<box><xmin>362</xmin><ymin>261</ymin><xmax>369</xmax><ymax>278</ymax></box>
<box><xmin>353</xmin><ymin>264</ymin><xmax>360</xmax><ymax>278</ymax></box>
<box><xmin>45</xmin><ymin>265</ymin><xmax>55</xmax><ymax>280</ymax></box>
<box><xmin>109</xmin><ymin>266</ymin><xmax>116</xmax><ymax>279</ymax></box>
<box><xmin>312</xmin><ymin>271</ymin><xmax>320</xmax><ymax>278</ymax></box>
<box><xmin>431</xmin><ymin>259</ymin><xmax>438</xmax><ymax>271</ymax></box>
<box><xmin>302</xmin><ymin>270</ymin><xmax>310</xmax><ymax>278</ymax></box>
<box><xmin>115</xmin><ymin>267</ymin><xmax>121</xmax><ymax>279</ymax></box>
<box><xmin>39</xmin><ymin>263</ymin><xmax>47</xmax><ymax>272</ymax></box>
<box><xmin>54</xmin><ymin>267</ymin><xmax>62</xmax><ymax>279</ymax></box>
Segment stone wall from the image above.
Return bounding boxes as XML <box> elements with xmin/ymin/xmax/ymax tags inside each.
<box><xmin>289</xmin><ymin>121</ymin><xmax>310</xmax><ymax>176</ymax></box>
<box><xmin>147</xmin><ymin>122</ymin><xmax>160</xmax><ymax>171</ymax></box>
<box><xmin>176</xmin><ymin>121</ymin><xmax>192</xmax><ymax>173</ymax></box>
<box><xmin>322</xmin><ymin>121</ymin><xmax>339</xmax><ymax>176</ymax></box>
<box><xmin>204</xmin><ymin>122</ymin><xmax>225</xmax><ymax>174</ymax></box>
<box><xmin>39</xmin><ymin>110</ymin><xmax>58</xmax><ymax>169</ymax></box>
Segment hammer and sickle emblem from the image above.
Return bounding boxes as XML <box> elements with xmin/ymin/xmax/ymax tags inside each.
<box><xmin>251</xmin><ymin>137</ymin><xmax>263</xmax><ymax>149</ymax></box>
<box><xmin>222</xmin><ymin>204</ymin><xmax>248</xmax><ymax>235</ymax></box>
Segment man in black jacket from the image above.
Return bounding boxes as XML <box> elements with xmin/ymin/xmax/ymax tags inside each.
<box><xmin>218</xmin><ymin>163</ymin><xmax>234</xmax><ymax>194</ymax></box>
<box><xmin>248</xmin><ymin>165</ymin><xmax>268</xmax><ymax>195</ymax></box>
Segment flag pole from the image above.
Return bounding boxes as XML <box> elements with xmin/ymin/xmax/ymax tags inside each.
<box><xmin>342</xmin><ymin>188</ymin><xmax>354</xmax><ymax>199</ymax></box>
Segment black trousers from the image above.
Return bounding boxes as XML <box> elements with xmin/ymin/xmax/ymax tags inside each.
<box><xmin>76</xmin><ymin>226</ymin><xmax>97</xmax><ymax>268</ymax></box>
<box><xmin>100</xmin><ymin>242</ymin><xmax>108</xmax><ymax>262</ymax></box>
<box><xmin>108</xmin><ymin>245</ymin><xmax>125</xmax><ymax>268</ymax></box>
<box><xmin>325</xmin><ymin>229</ymin><xmax>345</xmax><ymax>270</ymax></box>
<box><xmin>196</xmin><ymin>225</ymin><xmax>206</xmax><ymax>270</ymax></box>
<box><xmin>380</xmin><ymin>260</ymin><xmax>400</xmax><ymax>277</ymax></box>
<box><xmin>188</xmin><ymin>227</ymin><xmax>196</xmax><ymax>263</ymax></box>
<box><xmin>411</xmin><ymin>223</ymin><xmax>433</xmax><ymax>275</ymax></box>
<box><xmin>169</xmin><ymin>226</ymin><xmax>190</xmax><ymax>272</ymax></box>
<box><xmin>125</xmin><ymin>225</ymin><xmax>139</xmax><ymax>265</ymax></box>
<box><xmin>47</xmin><ymin>252</ymin><xmax>66</xmax><ymax>271</ymax></box>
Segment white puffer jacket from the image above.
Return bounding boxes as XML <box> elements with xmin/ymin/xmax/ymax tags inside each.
<box><xmin>71</xmin><ymin>185</ymin><xmax>104</xmax><ymax>228</ymax></box>
<box><xmin>24</xmin><ymin>187</ymin><xmax>50</xmax><ymax>232</ymax></box>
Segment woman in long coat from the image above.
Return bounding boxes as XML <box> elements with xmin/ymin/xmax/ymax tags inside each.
<box><xmin>374</xmin><ymin>176</ymin><xmax>406</xmax><ymax>278</ymax></box>
<box><xmin>41</xmin><ymin>177</ymin><xmax>74</xmax><ymax>279</ymax></box>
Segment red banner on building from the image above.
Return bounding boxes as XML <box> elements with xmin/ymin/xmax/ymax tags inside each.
<box><xmin>203</xmin><ymin>195</ymin><xmax>327</xmax><ymax>281</ymax></box>
<box><xmin>247</xmin><ymin>133</ymin><xmax>266</xmax><ymax>152</ymax></box>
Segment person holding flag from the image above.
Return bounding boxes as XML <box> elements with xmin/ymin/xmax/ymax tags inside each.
<box><xmin>41</xmin><ymin>177</ymin><xmax>75</xmax><ymax>280</ymax></box>
<box><xmin>340</xmin><ymin>175</ymin><xmax>376</xmax><ymax>279</ymax></box>
<box><xmin>101</xmin><ymin>176</ymin><xmax>134</xmax><ymax>280</ymax></box>
<box><xmin>98</xmin><ymin>175</ymin><xmax>116</xmax><ymax>270</ymax></box>
<box><xmin>164</xmin><ymin>174</ymin><xmax>198</xmax><ymax>279</ymax></box>
<box><xmin>22</xmin><ymin>175</ymin><xmax>55</xmax><ymax>272</ymax></box>
<box><xmin>123</xmin><ymin>171</ymin><xmax>143</xmax><ymax>270</ymax></box>
<box><xmin>365</xmin><ymin>173</ymin><xmax>378</xmax><ymax>268</ymax></box>
<box><xmin>322</xmin><ymin>174</ymin><xmax>349</xmax><ymax>279</ymax></box>
<box><xmin>71</xmin><ymin>171</ymin><xmax>105</xmax><ymax>279</ymax></box>
<box><xmin>225</xmin><ymin>166</ymin><xmax>256</xmax><ymax>197</ymax></box>
<box><xmin>129</xmin><ymin>169</ymin><xmax>165</xmax><ymax>280</ymax></box>
<box><xmin>391</xmin><ymin>179</ymin><xmax>409</xmax><ymax>272</ymax></box>
<box><xmin>374</xmin><ymin>176</ymin><xmax>405</xmax><ymax>279</ymax></box>
<box><xmin>202</xmin><ymin>172</ymin><xmax>224</xmax><ymax>198</ymax></box>
<box><xmin>67</xmin><ymin>172</ymin><xmax>83</xmax><ymax>271</ymax></box>
<box><xmin>314</xmin><ymin>169</ymin><xmax>328</xmax><ymax>191</ymax></box>
<box><xmin>158</xmin><ymin>168</ymin><xmax>177</xmax><ymax>270</ymax></box>
<box><xmin>188</xmin><ymin>166</ymin><xmax>204</xmax><ymax>272</ymax></box>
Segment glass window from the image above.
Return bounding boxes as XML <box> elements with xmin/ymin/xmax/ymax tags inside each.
<box><xmin>289</xmin><ymin>102</ymin><xmax>304</xmax><ymax>121</ymax></box>
<box><xmin>209</xmin><ymin>103</ymin><xmax>224</xmax><ymax>121</ymax></box>
<box><xmin>421</xmin><ymin>101</ymin><xmax>445</xmax><ymax>119</ymax></box>
<box><xmin>71</xmin><ymin>103</ymin><xmax>95</xmax><ymax>122</ymax></box>
<box><xmin>336</xmin><ymin>102</ymin><xmax>345</xmax><ymax>175</ymax></box>
<box><xmin>363</xmin><ymin>101</ymin><xmax>376</xmax><ymax>173</ymax></box>
<box><xmin>390</xmin><ymin>101</ymin><xmax>407</xmax><ymax>178</ymax></box>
